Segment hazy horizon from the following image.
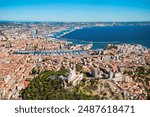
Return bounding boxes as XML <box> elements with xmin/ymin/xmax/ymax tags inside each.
<box><xmin>0</xmin><ymin>20</ymin><xmax>150</xmax><ymax>23</ymax></box>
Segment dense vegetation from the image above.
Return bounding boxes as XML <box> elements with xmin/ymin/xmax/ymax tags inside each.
<box><xmin>21</xmin><ymin>66</ymin><xmax>150</xmax><ymax>100</ymax></box>
<box><xmin>76</xmin><ymin>63</ymin><xmax>82</xmax><ymax>72</ymax></box>
<box><xmin>21</xmin><ymin>70</ymin><xmax>101</xmax><ymax>100</ymax></box>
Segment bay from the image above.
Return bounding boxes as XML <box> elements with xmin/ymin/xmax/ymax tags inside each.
<box><xmin>60</xmin><ymin>26</ymin><xmax>150</xmax><ymax>49</ymax></box>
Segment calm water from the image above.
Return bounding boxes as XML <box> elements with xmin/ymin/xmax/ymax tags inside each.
<box><xmin>61</xmin><ymin>26</ymin><xmax>150</xmax><ymax>49</ymax></box>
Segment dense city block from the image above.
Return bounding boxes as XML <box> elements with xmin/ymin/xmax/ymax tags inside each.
<box><xmin>0</xmin><ymin>22</ymin><xmax>150</xmax><ymax>100</ymax></box>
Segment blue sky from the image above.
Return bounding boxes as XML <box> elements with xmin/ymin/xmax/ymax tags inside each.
<box><xmin>0</xmin><ymin>0</ymin><xmax>150</xmax><ymax>22</ymax></box>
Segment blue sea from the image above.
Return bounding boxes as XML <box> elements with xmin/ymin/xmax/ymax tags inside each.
<box><xmin>60</xmin><ymin>26</ymin><xmax>150</xmax><ymax>49</ymax></box>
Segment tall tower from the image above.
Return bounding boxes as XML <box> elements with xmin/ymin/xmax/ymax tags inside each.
<box><xmin>68</xmin><ymin>64</ymin><xmax>76</xmax><ymax>82</ymax></box>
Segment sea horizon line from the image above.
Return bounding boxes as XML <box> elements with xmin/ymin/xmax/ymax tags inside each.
<box><xmin>0</xmin><ymin>20</ymin><xmax>150</xmax><ymax>23</ymax></box>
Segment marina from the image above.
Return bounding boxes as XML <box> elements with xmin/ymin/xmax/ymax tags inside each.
<box><xmin>13</xmin><ymin>50</ymin><xmax>87</xmax><ymax>56</ymax></box>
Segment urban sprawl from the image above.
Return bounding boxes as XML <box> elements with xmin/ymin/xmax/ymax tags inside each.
<box><xmin>0</xmin><ymin>22</ymin><xmax>150</xmax><ymax>100</ymax></box>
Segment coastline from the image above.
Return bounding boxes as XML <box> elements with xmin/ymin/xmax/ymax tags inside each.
<box><xmin>0</xmin><ymin>22</ymin><xmax>150</xmax><ymax>100</ymax></box>
<box><xmin>54</xmin><ymin>25</ymin><xmax>150</xmax><ymax>50</ymax></box>
<box><xmin>52</xmin><ymin>27</ymin><xmax>82</xmax><ymax>38</ymax></box>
